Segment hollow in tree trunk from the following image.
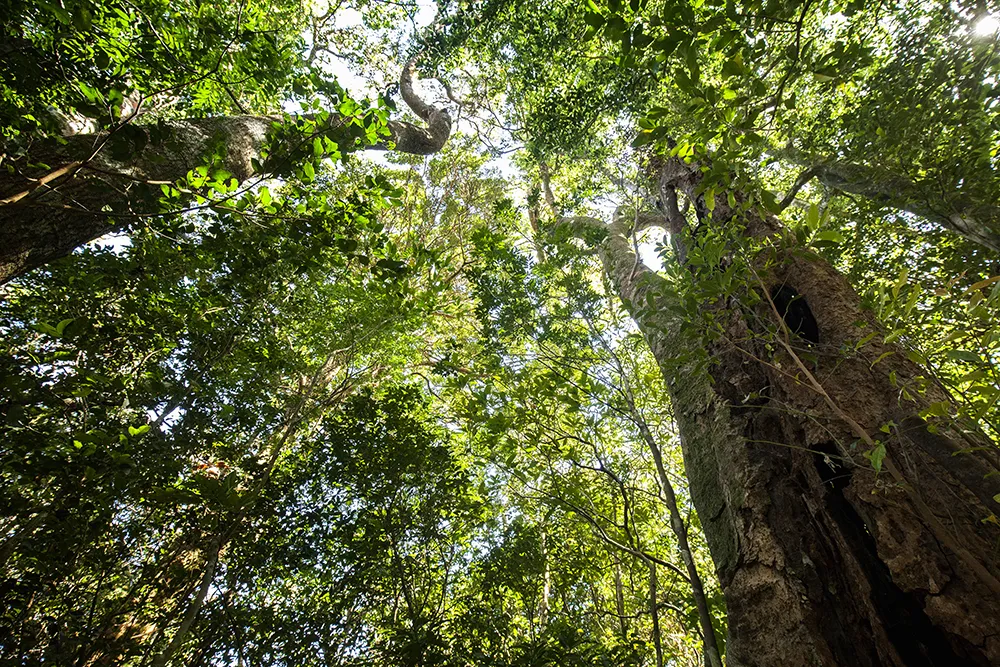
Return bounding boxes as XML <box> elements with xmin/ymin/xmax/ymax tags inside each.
<box><xmin>569</xmin><ymin>154</ymin><xmax>1000</xmax><ymax>665</ymax></box>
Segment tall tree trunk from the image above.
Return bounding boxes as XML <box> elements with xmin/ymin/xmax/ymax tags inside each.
<box><xmin>0</xmin><ymin>62</ymin><xmax>451</xmax><ymax>284</ymax></box>
<box><xmin>633</xmin><ymin>408</ymin><xmax>722</xmax><ymax>667</ymax></box>
<box><xmin>613</xmin><ymin>552</ymin><xmax>628</xmax><ymax>642</ymax></box>
<box><xmin>567</xmin><ymin>155</ymin><xmax>1000</xmax><ymax>664</ymax></box>
<box><xmin>538</xmin><ymin>524</ymin><xmax>551</xmax><ymax>627</ymax></box>
<box><xmin>150</xmin><ymin>536</ymin><xmax>221</xmax><ymax>667</ymax></box>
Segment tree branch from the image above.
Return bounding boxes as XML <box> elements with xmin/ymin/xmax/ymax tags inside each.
<box><xmin>778</xmin><ymin>166</ymin><xmax>818</xmax><ymax>211</ymax></box>
<box><xmin>377</xmin><ymin>58</ymin><xmax>452</xmax><ymax>155</ymax></box>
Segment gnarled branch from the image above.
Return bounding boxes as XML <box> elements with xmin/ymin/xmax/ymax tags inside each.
<box><xmin>0</xmin><ymin>60</ymin><xmax>453</xmax><ymax>284</ymax></box>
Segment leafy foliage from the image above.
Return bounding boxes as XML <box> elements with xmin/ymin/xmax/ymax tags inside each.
<box><xmin>3</xmin><ymin>0</ymin><xmax>1000</xmax><ymax>664</ymax></box>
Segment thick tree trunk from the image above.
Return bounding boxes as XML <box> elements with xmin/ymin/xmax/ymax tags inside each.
<box><xmin>0</xmin><ymin>62</ymin><xmax>450</xmax><ymax>284</ymax></box>
<box><xmin>779</xmin><ymin>148</ymin><xmax>1000</xmax><ymax>253</ymax></box>
<box><xmin>574</xmin><ymin>164</ymin><xmax>1000</xmax><ymax>664</ymax></box>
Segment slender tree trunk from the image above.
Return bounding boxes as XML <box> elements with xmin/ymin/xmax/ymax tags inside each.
<box><xmin>538</xmin><ymin>525</ymin><xmax>551</xmax><ymax>627</ymax></box>
<box><xmin>632</xmin><ymin>408</ymin><xmax>722</xmax><ymax>667</ymax></box>
<box><xmin>597</xmin><ymin>332</ymin><xmax>723</xmax><ymax>667</ymax></box>
<box><xmin>613</xmin><ymin>552</ymin><xmax>628</xmax><ymax>642</ymax></box>
<box><xmin>0</xmin><ymin>62</ymin><xmax>451</xmax><ymax>284</ymax></box>
<box><xmin>82</xmin><ymin>530</ymin><xmax>210</xmax><ymax>667</ymax></box>
<box><xmin>151</xmin><ymin>536</ymin><xmax>221</xmax><ymax>667</ymax></box>
<box><xmin>568</xmin><ymin>154</ymin><xmax>1000</xmax><ymax>663</ymax></box>
<box><xmin>648</xmin><ymin>562</ymin><xmax>664</xmax><ymax>667</ymax></box>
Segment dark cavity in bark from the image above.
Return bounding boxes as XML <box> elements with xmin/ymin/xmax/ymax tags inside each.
<box><xmin>809</xmin><ymin>440</ymin><xmax>988</xmax><ymax>666</ymax></box>
<box><xmin>770</xmin><ymin>285</ymin><xmax>819</xmax><ymax>345</ymax></box>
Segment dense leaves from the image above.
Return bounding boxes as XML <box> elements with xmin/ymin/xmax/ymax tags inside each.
<box><xmin>3</xmin><ymin>0</ymin><xmax>1000</xmax><ymax>664</ymax></box>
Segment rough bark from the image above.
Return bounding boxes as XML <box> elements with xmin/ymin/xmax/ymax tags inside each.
<box><xmin>570</xmin><ymin>160</ymin><xmax>1000</xmax><ymax>664</ymax></box>
<box><xmin>0</xmin><ymin>61</ymin><xmax>451</xmax><ymax>284</ymax></box>
<box><xmin>779</xmin><ymin>148</ymin><xmax>1000</xmax><ymax>253</ymax></box>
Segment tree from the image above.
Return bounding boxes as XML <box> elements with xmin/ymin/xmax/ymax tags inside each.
<box><xmin>430</xmin><ymin>0</ymin><xmax>1000</xmax><ymax>660</ymax></box>
<box><xmin>0</xmin><ymin>60</ymin><xmax>451</xmax><ymax>283</ymax></box>
<box><xmin>2</xmin><ymin>130</ymin><xmax>705</xmax><ymax>665</ymax></box>
<box><xmin>0</xmin><ymin>153</ymin><xmax>450</xmax><ymax>662</ymax></box>
<box><xmin>458</xmin><ymin>214</ymin><xmax>726</xmax><ymax>664</ymax></box>
<box><xmin>431</xmin><ymin>0</ymin><xmax>1000</xmax><ymax>250</ymax></box>
<box><xmin>5</xmin><ymin>0</ymin><xmax>1000</xmax><ymax>664</ymax></box>
<box><xmin>548</xmin><ymin>153</ymin><xmax>1000</xmax><ymax>663</ymax></box>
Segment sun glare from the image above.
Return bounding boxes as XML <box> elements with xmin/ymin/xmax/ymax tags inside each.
<box><xmin>976</xmin><ymin>15</ymin><xmax>1000</xmax><ymax>35</ymax></box>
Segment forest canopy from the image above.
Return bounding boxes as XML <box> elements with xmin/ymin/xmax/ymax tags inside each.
<box><xmin>2</xmin><ymin>0</ymin><xmax>1000</xmax><ymax>664</ymax></box>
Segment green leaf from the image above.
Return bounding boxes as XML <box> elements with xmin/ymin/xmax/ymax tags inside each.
<box><xmin>947</xmin><ymin>350</ymin><xmax>982</xmax><ymax>363</ymax></box>
<box><xmin>759</xmin><ymin>189</ymin><xmax>782</xmax><ymax>214</ymax></box>
<box><xmin>866</xmin><ymin>441</ymin><xmax>886</xmax><ymax>474</ymax></box>
<box><xmin>721</xmin><ymin>53</ymin><xmax>746</xmax><ymax>78</ymax></box>
<box><xmin>631</xmin><ymin>131</ymin><xmax>655</xmax><ymax>147</ymax></box>
<box><xmin>33</xmin><ymin>322</ymin><xmax>62</xmax><ymax>337</ymax></box>
<box><xmin>77</xmin><ymin>81</ymin><xmax>103</xmax><ymax>104</ymax></box>
<box><xmin>892</xmin><ymin>266</ymin><xmax>908</xmax><ymax>299</ymax></box>
<box><xmin>37</xmin><ymin>0</ymin><xmax>71</xmax><ymax>24</ymax></box>
<box><xmin>870</xmin><ymin>351</ymin><xmax>894</xmax><ymax>367</ymax></box>
<box><xmin>921</xmin><ymin>401</ymin><xmax>950</xmax><ymax>418</ymax></box>
<box><xmin>805</xmin><ymin>203</ymin><xmax>820</xmax><ymax>231</ymax></box>
<box><xmin>128</xmin><ymin>424</ymin><xmax>152</xmax><ymax>437</ymax></box>
<box><xmin>812</xmin><ymin>230</ymin><xmax>845</xmax><ymax>247</ymax></box>
<box><xmin>605</xmin><ymin>14</ymin><xmax>627</xmax><ymax>38</ymax></box>
<box><xmin>72</xmin><ymin>4</ymin><xmax>92</xmax><ymax>32</ymax></box>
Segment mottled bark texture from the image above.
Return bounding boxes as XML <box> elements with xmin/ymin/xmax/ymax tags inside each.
<box><xmin>574</xmin><ymin>155</ymin><xmax>1000</xmax><ymax>665</ymax></box>
<box><xmin>779</xmin><ymin>148</ymin><xmax>1000</xmax><ymax>253</ymax></box>
<box><xmin>0</xmin><ymin>61</ymin><xmax>450</xmax><ymax>284</ymax></box>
